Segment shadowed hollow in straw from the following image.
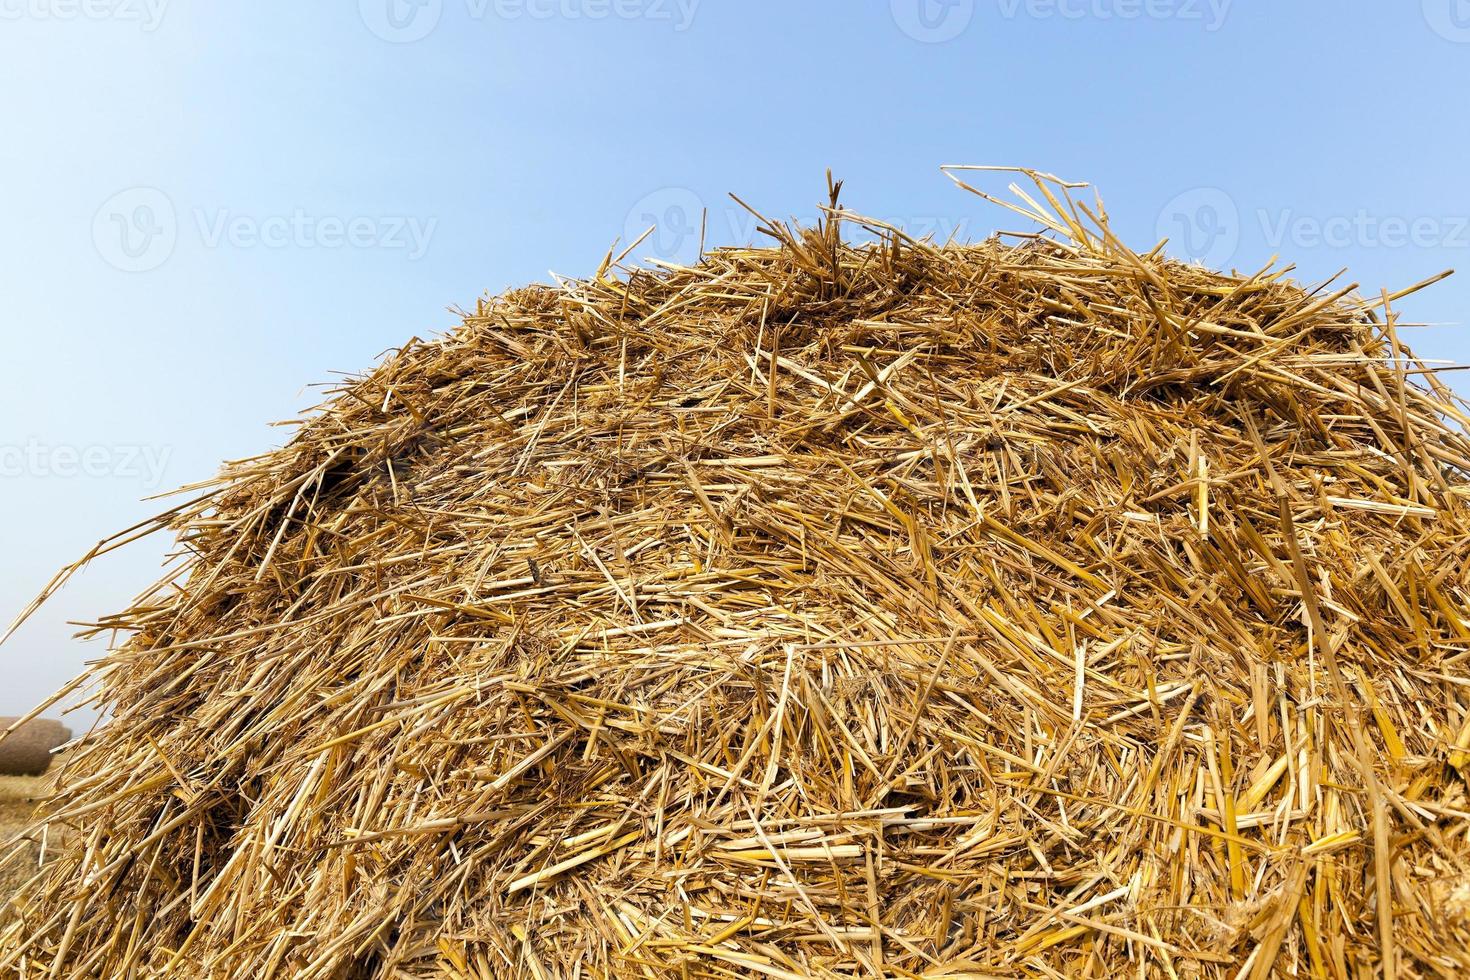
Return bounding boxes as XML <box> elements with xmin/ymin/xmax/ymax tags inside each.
<box><xmin>3</xmin><ymin>169</ymin><xmax>1470</xmax><ymax>978</ymax></box>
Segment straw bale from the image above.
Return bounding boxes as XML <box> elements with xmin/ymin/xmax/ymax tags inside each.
<box><xmin>0</xmin><ymin>720</ymin><xmax>68</xmax><ymax>778</ymax></box>
<box><xmin>4</xmin><ymin>171</ymin><xmax>1470</xmax><ymax>978</ymax></box>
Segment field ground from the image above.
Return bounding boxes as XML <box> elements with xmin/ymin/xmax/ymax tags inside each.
<box><xmin>1</xmin><ymin>770</ymin><xmax>54</xmax><ymax>903</ymax></box>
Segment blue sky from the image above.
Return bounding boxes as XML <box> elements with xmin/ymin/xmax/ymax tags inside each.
<box><xmin>2</xmin><ymin>1</ymin><xmax>1469</xmax><ymax>719</ymax></box>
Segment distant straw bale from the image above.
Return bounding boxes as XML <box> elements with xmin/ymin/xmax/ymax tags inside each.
<box><xmin>3</xmin><ymin>170</ymin><xmax>1470</xmax><ymax>978</ymax></box>
<box><xmin>0</xmin><ymin>721</ymin><xmax>68</xmax><ymax>779</ymax></box>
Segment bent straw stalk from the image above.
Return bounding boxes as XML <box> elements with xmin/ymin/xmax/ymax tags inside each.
<box><xmin>3</xmin><ymin>170</ymin><xmax>1470</xmax><ymax>978</ymax></box>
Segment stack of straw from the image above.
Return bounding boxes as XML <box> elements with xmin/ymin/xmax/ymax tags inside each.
<box><xmin>0</xmin><ymin>720</ymin><xmax>69</xmax><ymax>778</ymax></box>
<box><xmin>3</xmin><ymin>170</ymin><xmax>1470</xmax><ymax>978</ymax></box>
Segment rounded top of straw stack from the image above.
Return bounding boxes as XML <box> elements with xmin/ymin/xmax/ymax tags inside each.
<box><xmin>4</xmin><ymin>171</ymin><xmax>1469</xmax><ymax>978</ymax></box>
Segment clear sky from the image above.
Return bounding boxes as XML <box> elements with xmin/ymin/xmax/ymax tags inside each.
<box><xmin>2</xmin><ymin>1</ymin><xmax>1468</xmax><ymax>721</ymax></box>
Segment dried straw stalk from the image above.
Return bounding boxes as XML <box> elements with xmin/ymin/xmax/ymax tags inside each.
<box><xmin>3</xmin><ymin>170</ymin><xmax>1470</xmax><ymax>978</ymax></box>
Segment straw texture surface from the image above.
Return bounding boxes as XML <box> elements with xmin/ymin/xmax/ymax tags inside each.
<box><xmin>4</xmin><ymin>171</ymin><xmax>1470</xmax><ymax>978</ymax></box>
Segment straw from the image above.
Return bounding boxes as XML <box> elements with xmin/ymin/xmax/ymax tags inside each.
<box><xmin>3</xmin><ymin>169</ymin><xmax>1469</xmax><ymax>978</ymax></box>
<box><xmin>0</xmin><ymin>720</ymin><xmax>69</xmax><ymax>778</ymax></box>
